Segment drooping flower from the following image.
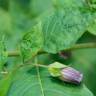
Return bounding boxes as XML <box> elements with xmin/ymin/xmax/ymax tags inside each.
<box><xmin>48</xmin><ymin>62</ymin><xmax>83</xmax><ymax>85</ymax></box>
<box><xmin>60</xmin><ymin>67</ymin><xmax>83</xmax><ymax>84</ymax></box>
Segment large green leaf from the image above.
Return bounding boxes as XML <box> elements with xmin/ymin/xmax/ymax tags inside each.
<box><xmin>42</xmin><ymin>0</ymin><xmax>92</xmax><ymax>53</ymax></box>
<box><xmin>20</xmin><ymin>0</ymin><xmax>93</xmax><ymax>61</ymax></box>
<box><xmin>7</xmin><ymin>65</ymin><xmax>93</xmax><ymax>96</ymax></box>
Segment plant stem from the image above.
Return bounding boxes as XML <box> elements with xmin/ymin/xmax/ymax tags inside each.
<box><xmin>8</xmin><ymin>43</ymin><xmax>96</xmax><ymax>57</ymax></box>
<box><xmin>35</xmin><ymin>64</ymin><xmax>48</xmax><ymax>68</ymax></box>
<box><xmin>66</xmin><ymin>43</ymin><xmax>96</xmax><ymax>51</ymax></box>
<box><xmin>17</xmin><ymin>63</ymin><xmax>48</xmax><ymax>69</ymax></box>
<box><xmin>8</xmin><ymin>51</ymin><xmax>20</xmax><ymax>57</ymax></box>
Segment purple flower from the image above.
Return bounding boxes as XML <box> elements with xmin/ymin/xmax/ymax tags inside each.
<box><xmin>60</xmin><ymin>67</ymin><xmax>83</xmax><ymax>84</ymax></box>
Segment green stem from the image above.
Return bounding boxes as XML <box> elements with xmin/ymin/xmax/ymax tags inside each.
<box><xmin>8</xmin><ymin>51</ymin><xmax>20</xmax><ymax>57</ymax></box>
<box><xmin>8</xmin><ymin>43</ymin><xmax>96</xmax><ymax>57</ymax></box>
<box><xmin>35</xmin><ymin>64</ymin><xmax>48</xmax><ymax>68</ymax></box>
<box><xmin>66</xmin><ymin>43</ymin><xmax>96</xmax><ymax>51</ymax></box>
<box><xmin>16</xmin><ymin>63</ymin><xmax>48</xmax><ymax>69</ymax></box>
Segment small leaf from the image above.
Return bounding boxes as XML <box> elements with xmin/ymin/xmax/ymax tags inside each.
<box><xmin>20</xmin><ymin>23</ymin><xmax>43</xmax><ymax>62</ymax></box>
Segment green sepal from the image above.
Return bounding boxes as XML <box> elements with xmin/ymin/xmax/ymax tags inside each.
<box><xmin>48</xmin><ymin>62</ymin><xmax>67</xmax><ymax>77</ymax></box>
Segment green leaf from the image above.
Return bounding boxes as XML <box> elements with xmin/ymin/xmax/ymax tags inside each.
<box><xmin>0</xmin><ymin>72</ymin><xmax>13</xmax><ymax>96</ymax></box>
<box><xmin>20</xmin><ymin>0</ymin><xmax>93</xmax><ymax>61</ymax></box>
<box><xmin>86</xmin><ymin>0</ymin><xmax>96</xmax><ymax>35</ymax></box>
<box><xmin>42</xmin><ymin>0</ymin><xmax>93</xmax><ymax>53</ymax></box>
<box><xmin>88</xmin><ymin>13</ymin><xmax>96</xmax><ymax>35</ymax></box>
<box><xmin>7</xmin><ymin>65</ymin><xmax>94</xmax><ymax>96</ymax></box>
<box><xmin>88</xmin><ymin>21</ymin><xmax>96</xmax><ymax>35</ymax></box>
<box><xmin>0</xmin><ymin>56</ymin><xmax>23</xmax><ymax>96</ymax></box>
<box><xmin>20</xmin><ymin>23</ymin><xmax>43</xmax><ymax>62</ymax></box>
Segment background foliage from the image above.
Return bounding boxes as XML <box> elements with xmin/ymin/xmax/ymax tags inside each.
<box><xmin>0</xmin><ymin>0</ymin><xmax>96</xmax><ymax>96</ymax></box>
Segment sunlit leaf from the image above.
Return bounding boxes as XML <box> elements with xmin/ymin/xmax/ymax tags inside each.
<box><xmin>7</xmin><ymin>65</ymin><xmax>94</xmax><ymax>96</ymax></box>
<box><xmin>20</xmin><ymin>23</ymin><xmax>43</xmax><ymax>62</ymax></box>
<box><xmin>42</xmin><ymin>0</ymin><xmax>92</xmax><ymax>53</ymax></box>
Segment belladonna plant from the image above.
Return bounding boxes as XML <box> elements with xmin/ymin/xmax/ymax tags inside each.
<box><xmin>48</xmin><ymin>62</ymin><xmax>83</xmax><ymax>85</ymax></box>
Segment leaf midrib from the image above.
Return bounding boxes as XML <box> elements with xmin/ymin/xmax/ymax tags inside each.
<box><xmin>36</xmin><ymin>65</ymin><xmax>45</xmax><ymax>96</ymax></box>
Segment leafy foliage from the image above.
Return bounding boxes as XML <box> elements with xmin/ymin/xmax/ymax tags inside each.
<box><xmin>20</xmin><ymin>0</ymin><xmax>95</xmax><ymax>58</ymax></box>
<box><xmin>0</xmin><ymin>0</ymin><xmax>96</xmax><ymax>96</ymax></box>
<box><xmin>8</xmin><ymin>65</ymin><xmax>93</xmax><ymax>96</ymax></box>
<box><xmin>42</xmin><ymin>8</ymin><xmax>91</xmax><ymax>53</ymax></box>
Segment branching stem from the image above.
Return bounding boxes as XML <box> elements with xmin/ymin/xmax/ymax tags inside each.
<box><xmin>8</xmin><ymin>43</ymin><xmax>96</xmax><ymax>57</ymax></box>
